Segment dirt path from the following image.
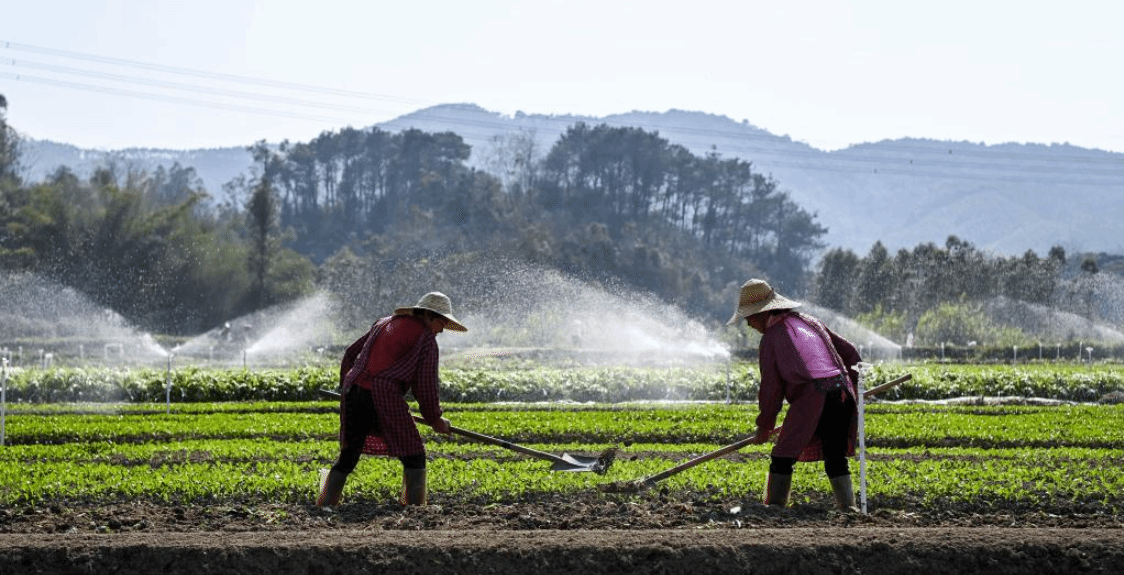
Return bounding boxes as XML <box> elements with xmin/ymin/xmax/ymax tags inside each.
<box><xmin>2</xmin><ymin>498</ymin><xmax>1122</xmax><ymax>574</ymax></box>
<box><xmin>2</xmin><ymin>527</ymin><xmax>1122</xmax><ymax>575</ymax></box>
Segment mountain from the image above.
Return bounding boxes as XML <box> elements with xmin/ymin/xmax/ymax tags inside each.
<box><xmin>18</xmin><ymin>139</ymin><xmax>254</xmax><ymax>198</ymax></box>
<box><xmin>19</xmin><ymin>104</ymin><xmax>1124</xmax><ymax>257</ymax></box>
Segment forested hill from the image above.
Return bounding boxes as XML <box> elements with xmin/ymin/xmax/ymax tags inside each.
<box><xmin>20</xmin><ymin>104</ymin><xmax>1124</xmax><ymax>257</ymax></box>
<box><xmin>5</xmin><ymin>99</ymin><xmax>1122</xmax><ymax>342</ymax></box>
<box><xmin>378</xmin><ymin>105</ymin><xmax>1124</xmax><ymax>256</ymax></box>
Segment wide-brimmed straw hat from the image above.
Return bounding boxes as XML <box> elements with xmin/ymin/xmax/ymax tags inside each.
<box><xmin>725</xmin><ymin>279</ymin><xmax>801</xmax><ymax>325</ymax></box>
<box><xmin>394</xmin><ymin>292</ymin><xmax>468</xmax><ymax>332</ymax></box>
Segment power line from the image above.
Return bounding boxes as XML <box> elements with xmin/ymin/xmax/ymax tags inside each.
<box><xmin>5</xmin><ymin>67</ymin><xmax>1118</xmax><ymax>187</ymax></box>
<box><xmin>2</xmin><ymin>40</ymin><xmax>421</xmax><ymax>104</ymax></box>
<box><xmin>0</xmin><ymin>71</ymin><xmax>356</xmax><ymax>125</ymax></box>
<box><xmin>5</xmin><ymin>58</ymin><xmax>402</xmax><ymax>117</ymax></box>
<box><xmin>3</xmin><ymin>40</ymin><xmax>1122</xmax><ymax>179</ymax></box>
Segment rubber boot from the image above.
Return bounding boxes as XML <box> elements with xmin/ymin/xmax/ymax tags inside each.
<box><xmin>763</xmin><ymin>473</ymin><xmax>791</xmax><ymax>507</ymax></box>
<box><xmin>316</xmin><ymin>469</ymin><xmax>348</xmax><ymax>507</ymax></box>
<box><xmin>400</xmin><ymin>468</ymin><xmax>427</xmax><ymax>505</ymax></box>
<box><xmin>830</xmin><ymin>474</ymin><xmax>860</xmax><ymax>512</ymax></box>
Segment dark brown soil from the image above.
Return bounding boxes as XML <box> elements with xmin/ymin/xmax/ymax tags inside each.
<box><xmin>1</xmin><ymin>493</ymin><xmax>1121</xmax><ymax>574</ymax></box>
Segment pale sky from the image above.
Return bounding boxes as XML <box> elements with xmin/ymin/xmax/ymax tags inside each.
<box><xmin>1</xmin><ymin>0</ymin><xmax>1121</xmax><ymax>153</ymax></box>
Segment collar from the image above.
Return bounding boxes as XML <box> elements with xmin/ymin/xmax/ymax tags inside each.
<box><xmin>766</xmin><ymin>312</ymin><xmax>789</xmax><ymax>330</ymax></box>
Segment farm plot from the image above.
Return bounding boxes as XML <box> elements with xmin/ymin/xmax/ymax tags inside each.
<box><xmin>1</xmin><ymin>401</ymin><xmax>1120</xmax><ymax>518</ymax></box>
<box><xmin>0</xmin><ymin>365</ymin><xmax>1122</xmax><ymax>574</ymax></box>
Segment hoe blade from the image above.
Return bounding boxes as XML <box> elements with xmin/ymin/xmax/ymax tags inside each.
<box><xmin>551</xmin><ymin>448</ymin><xmax>618</xmax><ymax>474</ymax></box>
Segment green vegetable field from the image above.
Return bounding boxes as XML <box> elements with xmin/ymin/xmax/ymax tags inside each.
<box><xmin>1</xmin><ymin>362</ymin><xmax>1120</xmax><ymax>516</ymax></box>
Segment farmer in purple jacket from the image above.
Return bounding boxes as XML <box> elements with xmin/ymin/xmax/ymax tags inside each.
<box><xmin>728</xmin><ymin>279</ymin><xmax>862</xmax><ymax>511</ymax></box>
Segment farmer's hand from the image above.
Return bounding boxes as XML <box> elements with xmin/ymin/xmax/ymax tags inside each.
<box><xmin>750</xmin><ymin>427</ymin><xmax>772</xmax><ymax>444</ymax></box>
<box><xmin>433</xmin><ymin>417</ymin><xmax>452</xmax><ymax>434</ymax></box>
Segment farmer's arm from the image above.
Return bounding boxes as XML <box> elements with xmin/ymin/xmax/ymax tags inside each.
<box><xmin>754</xmin><ymin>334</ymin><xmax>785</xmax><ymax>439</ymax></box>
<box><xmin>828</xmin><ymin>328</ymin><xmax>862</xmax><ymax>379</ymax></box>
<box><xmin>412</xmin><ymin>336</ymin><xmax>450</xmax><ymax>433</ymax></box>
<box><xmin>339</xmin><ymin>331</ymin><xmax>368</xmax><ymax>383</ymax></box>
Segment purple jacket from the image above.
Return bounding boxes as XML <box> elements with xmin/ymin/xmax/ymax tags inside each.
<box><xmin>756</xmin><ymin>311</ymin><xmax>861</xmax><ymax>461</ymax></box>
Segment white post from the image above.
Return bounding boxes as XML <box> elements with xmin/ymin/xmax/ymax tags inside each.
<box><xmin>855</xmin><ymin>362</ymin><xmax>872</xmax><ymax>514</ymax></box>
<box><xmin>725</xmin><ymin>361</ymin><xmax>731</xmax><ymax>404</ymax></box>
<box><xmin>1</xmin><ymin>358</ymin><xmax>8</xmax><ymax>446</ymax></box>
<box><xmin>165</xmin><ymin>354</ymin><xmax>173</xmax><ymax>415</ymax></box>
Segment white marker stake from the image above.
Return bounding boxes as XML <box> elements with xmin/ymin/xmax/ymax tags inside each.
<box><xmin>855</xmin><ymin>362</ymin><xmax>872</xmax><ymax>514</ymax></box>
<box><xmin>165</xmin><ymin>354</ymin><xmax>173</xmax><ymax>415</ymax></box>
<box><xmin>1</xmin><ymin>358</ymin><xmax>8</xmax><ymax>446</ymax></box>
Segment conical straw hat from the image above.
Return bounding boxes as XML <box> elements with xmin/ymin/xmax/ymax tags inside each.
<box><xmin>394</xmin><ymin>292</ymin><xmax>467</xmax><ymax>332</ymax></box>
<box><xmin>725</xmin><ymin>279</ymin><xmax>801</xmax><ymax>325</ymax></box>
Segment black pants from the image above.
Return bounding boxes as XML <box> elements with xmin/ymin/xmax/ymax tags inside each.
<box><xmin>332</xmin><ymin>385</ymin><xmax>426</xmax><ymax>474</ymax></box>
<box><xmin>770</xmin><ymin>388</ymin><xmax>856</xmax><ymax>478</ymax></box>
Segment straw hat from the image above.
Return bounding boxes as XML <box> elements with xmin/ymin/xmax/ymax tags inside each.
<box><xmin>725</xmin><ymin>279</ymin><xmax>801</xmax><ymax>325</ymax></box>
<box><xmin>394</xmin><ymin>292</ymin><xmax>468</xmax><ymax>332</ymax></box>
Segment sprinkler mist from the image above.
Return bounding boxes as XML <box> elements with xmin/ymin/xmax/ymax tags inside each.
<box><xmin>0</xmin><ymin>272</ymin><xmax>171</xmax><ymax>369</ymax></box>
<box><xmin>432</xmin><ymin>260</ymin><xmax>731</xmax><ymax>367</ymax></box>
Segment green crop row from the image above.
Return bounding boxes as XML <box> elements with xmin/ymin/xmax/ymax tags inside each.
<box><xmin>1</xmin><ymin>400</ymin><xmax>1120</xmax><ymax>513</ymax></box>
<box><xmin>2</xmin><ymin>362</ymin><xmax>1123</xmax><ymax>404</ymax></box>
<box><xmin>4</xmin><ymin>403</ymin><xmax>1121</xmax><ymax>450</ymax></box>
<box><xmin>1</xmin><ymin>446</ymin><xmax>1119</xmax><ymax>509</ymax></box>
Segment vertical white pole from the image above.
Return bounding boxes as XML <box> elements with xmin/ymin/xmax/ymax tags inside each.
<box><xmin>1</xmin><ymin>358</ymin><xmax>8</xmax><ymax>447</ymax></box>
<box><xmin>855</xmin><ymin>362</ymin><xmax>871</xmax><ymax>514</ymax></box>
<box><xmin>165</xmin><ymin>354</ymin><xmax>173</xmax><ymax>415</ymax></box>
<box><xmin>725</xmin><ymin>361</ymin><xmax>731</xmax><ymax>404</ymax></box>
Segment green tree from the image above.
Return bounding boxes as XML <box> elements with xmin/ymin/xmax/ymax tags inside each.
<box><xmin>852</xmin><ymin>242</ymin><xmax>895</xmax><ymax>313</ymax></box>
<box><xmin>246</xmin><ymin>176</ymin><xmax>279</xmax><ymax>308</ymax></box>
<box><xmin>0</xmin><ymin>94</ymin><xmax>21</xmax><ymax>189</ymax></box>
<box><xmin>245</xmin><ymin>175</ymin><xmax>315</xmax><ymax>310</ymax></box>
<box><xmin>814</xmin><ymin>248</ymin><xmax>860</xmax><ymax>313</ymax></box>
<box><xmin>914</xmin><ymin>299</ymin><xmax>1023</xmax><ymax>347</ymax></box>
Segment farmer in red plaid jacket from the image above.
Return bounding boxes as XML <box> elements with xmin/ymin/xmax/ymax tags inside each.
<box><xmin>318</xmin><ymin>292</ymin><xmax>467</xmax><ymax>506</ymax></box>
<box><xmin>729</xmin><ymin>279</ymin><xmax>862</xmax><ymax>512</ymax></box>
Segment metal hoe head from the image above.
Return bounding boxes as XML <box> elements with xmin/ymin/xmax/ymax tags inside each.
<box><xmin>553</xmin><ymin>447</ymin><xmax>618</xmax><ymax>474</ymax></box>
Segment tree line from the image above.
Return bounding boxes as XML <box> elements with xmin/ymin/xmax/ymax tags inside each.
<box><xmin>0</xmin><ymin>93</ymin><xmax>1116</xmax><ymax>345</ymax></box>
<box><xmin>235</xmin><ymin>121</ymin><xmax>826</xmax><ymax>320</ymax></box>
<box><xmin>812</xmin><ymin>236</ymin><xmax>1111</xmax><ymax>346</ymax></box>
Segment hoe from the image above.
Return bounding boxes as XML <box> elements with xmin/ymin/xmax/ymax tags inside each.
<box><xmin>318</xmin><ymin>388</ymin><xmax>616</xmax><ymax>474</ymax></box>
<box><xmin>600</xmin><ymin>373</ymin><xmax>912</xmax><ymax>493</ymax></box>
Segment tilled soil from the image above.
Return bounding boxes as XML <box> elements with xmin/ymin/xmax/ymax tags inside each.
<box><xmin>2</xmin><ymin>493</ymin><xmax>1121</xmax><ymax>574</ymax></box>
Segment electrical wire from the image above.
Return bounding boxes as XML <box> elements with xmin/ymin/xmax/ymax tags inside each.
<box><xmin>2</xmin><ymin>40</ymin><xmax>1122</xmax><ymax>184</ymax></box>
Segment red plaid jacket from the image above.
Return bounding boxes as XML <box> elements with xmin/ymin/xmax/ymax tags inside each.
<box><xmin>339</xmin><ymin>315</ymin><xmax>443</xmax><ymax>456</ymax></box>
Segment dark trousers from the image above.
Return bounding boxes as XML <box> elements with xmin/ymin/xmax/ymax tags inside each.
<box><xmin>770</xmin><ymin>388</ymin><xmax>856</xmax><ymax>478</ymax></box>
<box><xmin>332</xmin><ymin>385</ymin><xmax>425</xmax><ymax>474</ymax></box>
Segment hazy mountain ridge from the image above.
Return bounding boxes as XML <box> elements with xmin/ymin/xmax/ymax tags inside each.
<box><xmin>19</xmin><ymin>139</ymin><xmax>254</xmax><ymax>197</ymax></box>
<box><xmin>20</xmin><ymin>104</ymin><xmax>1124</xmax><ymax>256</ymax></box>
